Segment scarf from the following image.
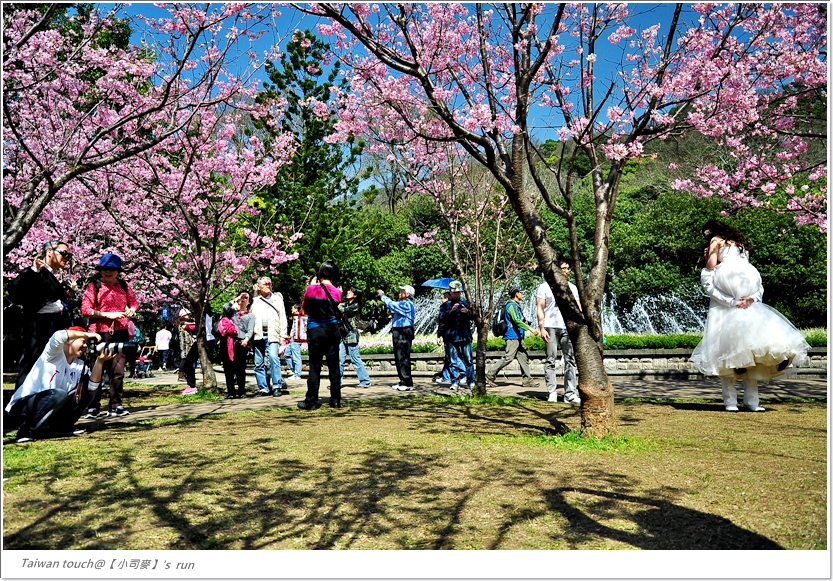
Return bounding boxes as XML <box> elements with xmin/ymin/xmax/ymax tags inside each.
<box><xmin>217</xmin><ymin>316</ymin><xmax>239</xmax><ymax>361</ymax></box>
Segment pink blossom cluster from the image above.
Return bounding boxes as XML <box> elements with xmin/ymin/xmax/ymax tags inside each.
<box><xmin>313</xmin><ymin>3</ymin><xmax>826</xmax><ymax>231</ymax></box>
<box><xmin>3</xmin><ymin>4</ymin><xmax>299</xmax><ymax>308</ymax></box>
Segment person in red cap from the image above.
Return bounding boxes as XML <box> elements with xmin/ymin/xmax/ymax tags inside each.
<box><xmin>80</xmin><ymin>253</ymin><xmax>139</xmax><ymax>418</ymax></box>
<box><xmin>5</xmin><ymin>327</ymin><xmax>116</xmax><ymax>443</ymax></box>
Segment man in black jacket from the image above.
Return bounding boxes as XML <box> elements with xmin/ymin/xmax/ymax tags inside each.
<box><xmin>6</xmin><ymin>240</ymin><xmax>73</xmax><ymax>387</ymax></box>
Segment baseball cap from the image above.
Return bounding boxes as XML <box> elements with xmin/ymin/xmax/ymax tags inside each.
<box><xmin>399</xmin><ymin>285</ymin><xmax>416</xmax><ymax>297</ymax></box>
<box><xmin>448</xmin><ymin>280</ymin><xmax>463</xmax><ymax>292</ymax></box>
<box><xmin>508</xmin><ymin>287</ymin><xmax>522</xmax><ymax>298</ymax></box>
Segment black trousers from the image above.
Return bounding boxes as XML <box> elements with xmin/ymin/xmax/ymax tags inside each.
<box><xmin>16</xmin><ymin>312</ymin><xmax>69</xmax><ymax>388</ymax></box>
<box><xmin>8</xmin><ymin>387</ymin><xmax>94</xmax><ymax>438</ymax></box>
<box><xmin>179</xmin><ymin>342</ymin><xmax>199</xmax><ymax>388</ymax></box>
<box><xmin>88</xmin><ymin>329</ymin><xmax>129</xmax><ymax>412</ymax></box>
<box><xmin>391</xmin><ymin>326</ymin><xmax>415</xmax><ymax>387</ymax></box>
<box><xmin>304</xmin><ymin>324</ymin><xmax>341</xmax><ymax>404</ymax></box>
<box><xmin>222</xmin><ymin>342</ymin><xmax>248</xmax><ymax>396</ymax></box>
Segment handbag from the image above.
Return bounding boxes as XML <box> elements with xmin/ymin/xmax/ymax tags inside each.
<box><xmin>293</xmin><ymin>312</ymin><xmax>308</xmax><ymax>343</ymax></box>
<box><xmin>127</xmin><ymin>320</ymin><xmax>137</xmax><ymax>339</ymax></box>
<box><xmin>320</xmin><ymin>284</ymin><xmax>352</xmax><ymax>340</ymax></box>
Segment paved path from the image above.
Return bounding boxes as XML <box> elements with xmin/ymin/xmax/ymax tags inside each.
<box><xmin>66</xmin><ymin>367</ymin><xmax>827</xmax><ymax>429</ymax></box>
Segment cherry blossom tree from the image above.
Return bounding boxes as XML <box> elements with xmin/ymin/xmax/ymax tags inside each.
<box><xmin>2</xmin><ymin>3</ymin><xmax>283</xmax><ymax>256</ymax></box>
<box><xmin>404</xmin><ymin>143</ymin><xmax>536</xmax><ymax>395</ymax></box>
<box><xmin>305</xmin><ymin>3</ymin><xmax>827</xmax><ymax>436</ymax></box>
<box><xmin>72</xmin><ymin>105</ymin><xmax>296</xmax><ymax>389</ymax></box>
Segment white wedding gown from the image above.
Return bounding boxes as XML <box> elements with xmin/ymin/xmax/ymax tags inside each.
<box><xmin>691</xmin><ymin>245</ymin><xmax>810</xmax><ymax>382</ymax></box>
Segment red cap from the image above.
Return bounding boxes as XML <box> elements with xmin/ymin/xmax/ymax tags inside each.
<box><xmin>67</xmin><ymin>326</ymin><xmax>87</xmax><ymax>333</ymax></box>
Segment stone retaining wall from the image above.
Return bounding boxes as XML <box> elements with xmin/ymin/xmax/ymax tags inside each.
<box><xmin>357</xmin><ymin>347</ymin><xmax>828</xmax><ymax>378</ymax></box>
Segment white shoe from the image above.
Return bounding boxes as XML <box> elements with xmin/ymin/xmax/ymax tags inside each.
<box><xmin>564</xmin><ymin>396</ymin><xmax>581</xmax><ymax>405</ymax></box>
<box><xmin>395</xmin><ymin>385</ymin><xmax>415</xmax><ymax>391</ymax></box>
<box><xmin>745</xmin><ymin>405</ymin><xmax>766</xmax><ymax>412</ymax></box>
<box><xmin>725</xmin><ymin>405</ymin><xmax>739</xmax><ymax>412</ymax></box>
<box><xmin>449</xmin><ymin>382</ymin><xmax>460</xmax><ymax>391</ymax></box>
<box><xmin>547</xmin><ymin>393</ymin><xmax>559</xmax><ymax>403</ymax></box>
<box><xmin>390</xmin><ymin>384</ymin><xmax>401</xmax><ymax>390</ymax></box>
<box><xmin>459</xmin><ymin>378</ymin><xmax>468</xmax><ymax>386</ymax></box>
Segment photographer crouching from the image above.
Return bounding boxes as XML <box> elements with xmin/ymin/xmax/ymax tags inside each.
<box><xmin>5</xmin><ymin>327</ymin><xmax>117</xmax><ymax>443</ymax></box>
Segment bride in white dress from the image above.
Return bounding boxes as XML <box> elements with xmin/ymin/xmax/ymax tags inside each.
<box><xmin>690</xmin><ymin>221</ymin><xmax>810</xmax><ymax>411</ymax></box>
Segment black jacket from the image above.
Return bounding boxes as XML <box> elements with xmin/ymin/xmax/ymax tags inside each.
<box><xmin>6</xmin><ymin>266</ymin><xmax>67</xmax><ymax>316</ymax></box>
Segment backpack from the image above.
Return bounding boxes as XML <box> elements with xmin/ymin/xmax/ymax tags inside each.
<box><xmin>491</xmin><ymin>302</ymin><xmax>508</xmax><ymax>337</ymax></box>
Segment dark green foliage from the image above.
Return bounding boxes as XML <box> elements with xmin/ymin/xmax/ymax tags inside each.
<box><xmin>253</xmin><ymin>30</ymin><xmax>365</xmax><ymax>300</ymax></box>
<box><xmin>729</xmin><ymin>208</ymin><xmax>827</xmax><ymax>329</ymax></box>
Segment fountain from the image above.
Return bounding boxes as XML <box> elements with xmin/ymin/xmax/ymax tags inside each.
<box><xmin>371</xmin><ymin>283</ymin><xmax>708</xmax><ymax>338</ymax></box>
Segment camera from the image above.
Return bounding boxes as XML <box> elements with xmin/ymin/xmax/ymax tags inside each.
<box><xmin>95</xmin><ymin>341</ymin><xmax>139</xmax><ymax>359</ymax></box>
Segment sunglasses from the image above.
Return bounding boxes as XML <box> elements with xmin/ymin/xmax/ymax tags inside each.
<box><xmin>54</xmin><ymin>249</ymin><xmax>73</xmax><ymax>261</ymax></box>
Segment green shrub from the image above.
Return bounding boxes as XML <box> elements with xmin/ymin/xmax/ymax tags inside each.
<box><xmin>802</xmin><ymin>328</ymin><xmax>828</xmax><ymax>348</ymax></box>
<box><xmin>603</xmin><ymin>333</ymin><xmax>703</xmax><ymax>349</ymax></box>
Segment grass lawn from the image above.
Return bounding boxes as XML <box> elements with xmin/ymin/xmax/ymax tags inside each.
<box><xmin>2</xmin><ymin>395</ymin><xmax>826</xmax><ymax>550</ymax></box>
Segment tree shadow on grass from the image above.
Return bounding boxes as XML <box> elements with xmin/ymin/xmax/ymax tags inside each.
<box><xmin>542</xmin><ymin>485</ymin><xmax>783</xmax><ymax>550</ymax></box>
<box><xmin>3</xmin><ymin>401</ymin><xmax>789</xmax><ymax>551</ymax></box>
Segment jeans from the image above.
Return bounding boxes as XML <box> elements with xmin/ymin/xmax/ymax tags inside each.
<box><xmin>253</xmin><ymin>338</ymin><xmax>284</xmax><ymax>392</ymax></box>
<box><xmin>544</xmin><ymin>327</ymin><xmax>577</xmax><ymax>399</ymax></box>
<box><xmin>450</xmin><ymin>342</ymin><xmax>474</xmax><ymax>384</ymax></box>
<box><xmin>9</xmin><ymin>386</ymin><xmax>93</xmax><ymax>438</ymax></box>
<box><xmin>339</xmin><ymin>341</ymin><xmax>371</xmax><ymax>387</ymax></box>
<box><xmin>304</xmin><ymin>324</ymin><xmax>341</xmax><ymax>403</ymax></box>
<box><xmin>284</xmin><ymin>339</ymin><xmax>302</xmax><ymax>378</ymax></box>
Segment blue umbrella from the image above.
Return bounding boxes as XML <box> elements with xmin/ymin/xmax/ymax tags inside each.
<box><xmin>421</xmin><ymin>277</ymin><xmax>460</xmax><ymax>289</ymax></box>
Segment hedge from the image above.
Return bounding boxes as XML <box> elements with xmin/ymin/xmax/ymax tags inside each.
<box><xmin>351</xmin><ymin>329</ymin><xmax>826</xmax><ymax>354</ymax></box>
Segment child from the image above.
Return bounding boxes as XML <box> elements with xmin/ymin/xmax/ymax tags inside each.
<box><xmin>283</xmin><ymin>304</ymin><xmax>304</xmax><ymax>381</ymax></box>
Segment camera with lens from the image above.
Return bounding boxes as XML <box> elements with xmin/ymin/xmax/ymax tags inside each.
<box><xmin>95</xmin><ymin>341</ymin><xmax>139</xmax><ymax>359</ymax></box>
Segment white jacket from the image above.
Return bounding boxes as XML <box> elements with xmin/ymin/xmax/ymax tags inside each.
<box><xmin>251</xmin><ymin>292</ymin><xmax>287</xmax><ymax>342</ymax></box>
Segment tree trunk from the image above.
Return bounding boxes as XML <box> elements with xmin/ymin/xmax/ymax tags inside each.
<box><xmin>195</xmin><ymin>334</ymin><xmax>218</xmax><ymax>391</ymax></box>
<box><xmin>571</xmin><ymin>325</ymin><xmax>616</xmax><ymax>437</ymax></box>
<box><xmin>507</xmin><ymin>134</ymin><xmax>616</xmax><ymax>436</ymax></box>
<box><xmin>473</xmin><ymin>320</ymin><xmax>490</xmax><ymax>397</ymax></box>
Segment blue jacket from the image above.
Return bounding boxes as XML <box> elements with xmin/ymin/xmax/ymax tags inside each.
<box><xmin>504</xmin><ymin>301</ymin><xmax>531</xmax><ymax>341</ymax></box>
<box><xmin>438</xmin><ymin>298</ymin><xmax>473</xmax><ymax>343</ymax></box>
<box><xmin>380</xmin><ymin>294</ymin><xmax>415</xmax><ymax>328</ymax></box>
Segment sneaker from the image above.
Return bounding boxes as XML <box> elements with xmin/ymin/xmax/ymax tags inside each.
<box><xmin>395</xmin><ymin>385</ymin><xmax>415</xmax><ymax>391</ymax></box>
<box><xmin>16</xmin><ymin>436</ymin><xmax>34</xmax><ymax>443</ymax></box>
<box><xmin>547</xmin><ymin>393</ymin><xmax>559</xmax><ymax>403</ymax></box>
<box><xmin>522</xmin><ymin>377</ymin><xmax>537</xmax><ymax>387</ymax></box>
<box><xmin>390</xmin><ymin>384</ymin><xmax>401</xmax><ymax>390</ymax></box>
<box><xmin>109</xmin><ymin>407</ymin><xmax>130</xmax><ymax>417</ymax></box>
<box><xmin>564</xmin><ymin>396</ymin><xmax>581</xmax><ymax>405</ymax></box>
<box><xmin>180</xmin><ymin>386</ymin><xmax>198</xmax><ymax>395</ymax></box>
<box><xmin>272</xmin><ymin>389</ymin><xmax>284</xmax><ymax>397</ymax></box>
<box><xmin>72</xmin><ymin>428</ymin><xmax>87</xmax><ymax>436</ymax></box>
<box><xmin>485</xmin><ymin>374</ymin><xmax>497</xmax><ymax>387</ymax></box>
<box><xmin>449</xmin><ymin>382</ymin><xmax>460</xmax><ymax>391</ymax></box>
<box><xmin>83</xmin><ymin>408</ymin><xmax>100</xmax><ymax>419</ymax></box>
<box><xmin>745</xmin><ymin>405</ymin><xmax>766</xmax><ymax>412</ymax></box>
<box><xmin>725</xmin><ymin>405</ymin><xmax>739</xmax><ymax>412</ymax></box>
<box><xmin>459</xmin><ymin>378</ymin><xmax>468</xmax><ymax>386</ymax></box>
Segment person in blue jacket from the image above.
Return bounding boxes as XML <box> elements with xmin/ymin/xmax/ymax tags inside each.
<box><xmin>378</xmin><ymin>285</ymin><xmax>416</xmax><ymax>391</ymax></box>
<box><xmin>486</xmin><ymin>287</ymin><xmax>540</xmax><ymax>387</ymax></box>
<box><xmin>438</xmin><ymin>280</ymin><xmax>474</xmax><ymax>390</ymax></box>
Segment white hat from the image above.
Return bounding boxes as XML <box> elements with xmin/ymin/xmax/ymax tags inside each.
<box><xmin>399</xmin><ymin>285</ymin><xmax>416</xmax><ymax>297</ymax></box>
<box><xmin>448</xmin><ymin>280</ymin><xmax>463</xmax><ymax>292</ymax></box>
<box><xmin>178</xmin><ymin>308</ymin><xmax>191</xmax><ymax>318</ymax></box>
